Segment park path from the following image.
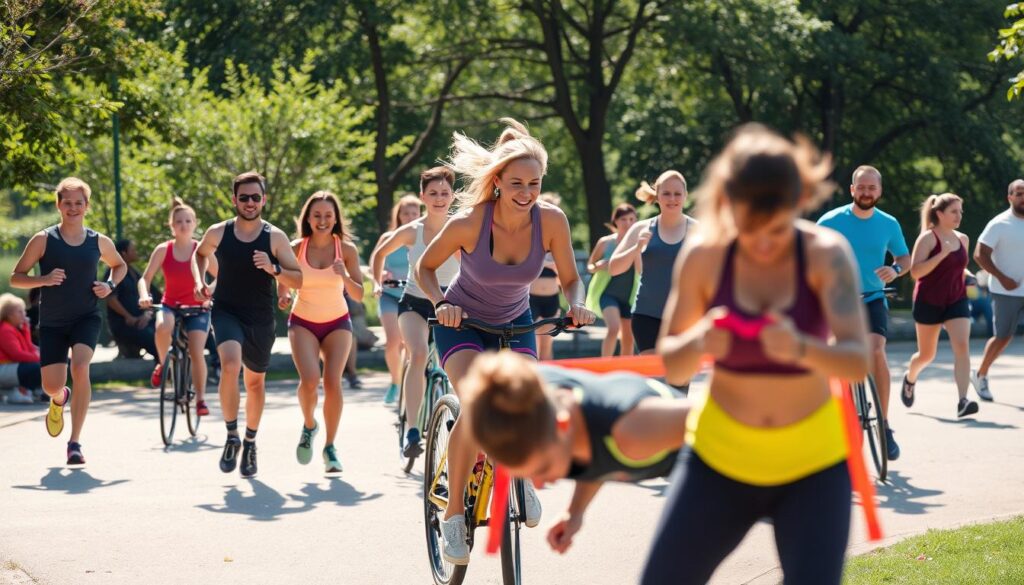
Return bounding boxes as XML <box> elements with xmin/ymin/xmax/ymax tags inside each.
<box><xmin>1</xmin><ymin>340</ymin><xmax>1022</xmax><ymax>584</ymax></box>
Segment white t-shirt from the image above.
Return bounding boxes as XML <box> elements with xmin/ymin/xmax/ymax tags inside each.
<box><xmin>978</xmin><ymin>209</ymin><xmax>1024</xmax><ymax>297</ymax></box>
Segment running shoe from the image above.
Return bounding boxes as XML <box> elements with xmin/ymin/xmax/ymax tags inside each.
<box><xmin>402</xmin><ymin>427</ymin><xmax>423</xmax><ymax>459</ymax></box>
<box><xmin>970</xmin><ymin>371</ymin><xmax>993</xmax><ymax>402</ymax></box>
<box><xmin>66</xmin><ymin>441</ymin><xmax>85</xmax><ymax>465</ymax></box>
<box><xmin>900</xmin><ymin>376</ymin><xmax>915</xmax><ymax>408</ymax></box>
<box><xmin>7</xmin><ymin>388</ymin><xmax>33</xmax><ymax>404</ymax></box>
<box><xmin>523</xmin><ymin>482</ymin><xmax>542</xmax><ymax>528</ymax></box>
<box><xmin>219</xmin><ymin>435</ymin><xmax>241</xmax><ymax>473</ymax></box>
<box><xmin>884</xmin><ymin>424</ymin><xmax>900</xmax><ymax>461</ymax></box>
<box><xmin>440</xmin><ymin>516</ymin><xmax>470</xmax><ymax>565</ymax></box>
<box><xmin>957</xmin><ymin>398</ymin><xmax>979</xmax><ymax>418</ymax></box>
<box><xmin>296</xmin><ymin>421</ymin><xmax>319</xmax><ymax>465</ymax></box>
<box><xmin>383</xmin><ymin>383</ymin><xmax>399</xmax><ymax>404</ymax></box>
<box><xmin>150</xmin><ymin>363</ymin><xmax>163</xmax><ymax>388</ymax></box>
<box><xmin>240</xmin><ymin>441</ymin><xmax>258</xmax><ymax>478</ymax></box>
<box><xmin>196</xmin><ymin>400</ymin><xmax>210</xmax><ymax>417</ymax></box>
<box><xmin>345</xmin><ymin>373</ymin><xmax>364</xmax><ymax>390</ymax></box>
<box><xmin>323</xmin><ymin>444</ymin><xmax>343</xmax><ymax>473</ymax></box>
<box><xmin>46</xmin><ymin>387</ymin><xmax>70</xmax><ymax>438</ymax></box>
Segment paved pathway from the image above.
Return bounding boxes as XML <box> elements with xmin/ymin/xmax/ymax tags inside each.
<box><xmin>1</xmin><ymin>340</ymin><xmax>1023</xmax><ymax>584</ymax></box>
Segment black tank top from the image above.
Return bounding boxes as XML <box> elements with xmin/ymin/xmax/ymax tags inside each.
<box><xmin>38</xmin><ymin>225</ymin><xmax>101</xmax><ymax>326</ymax></box>
<box><xmin>213</xmin><ymin>219</ymin><xmax>277</xmax><ymax>324</ymax></box>
<box><xmin>536</xmin><ymin>365</ymin><xmax>683</xmax><ymax>483</ymax></box>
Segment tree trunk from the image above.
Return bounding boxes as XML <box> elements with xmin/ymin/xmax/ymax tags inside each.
<box><xmin>577</xmin><ymin>139</ymin><xmax>613</xmax><ymax>249</ymax></box>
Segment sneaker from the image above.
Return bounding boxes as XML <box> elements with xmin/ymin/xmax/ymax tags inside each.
<box><xmin>323</xmin><ymin>444</ymin><xmax>343</xmax><ymax>473</ymax></box>
<box><xmin>884</xmin><ymin>424</ymin><xmax>900</xmax><ymax>461</ymax></box>
<box><xmin>900</xmin><ymin>376</ymin><xmax>915</xmax><ymax>408</ymax></box>
<box><xmin>219</xmin><ymin>435</ymin><xmax>241</xmax><ymax>473</ymax></box>
<box><xmin>523</xmin><ymin>481</ymin><xmax>542</xmax><ymax>528</ymax></box>
<box><xmin>345</xmin><ymin>373</ymin><xmax>364</xmax><ymax>390</ymax></box>
<box><xmin>970</xmin><ymin>371</ymin><xmax>993</xmax><ymax>402</ymax></box>
<box><xmin>440</xmin><ymin>516</ymin><xmax>470</xmax><ymax>565</ymax></box>
<box><xmin>66</xmin><ymin>441</ymin><xmax>85</xmax><ymax>465</ymax></box>
<box><xmin>196</xmin><ymin>400</ymin><xmax>210</xmax><ymax>417</ymax></box>
<box><xmin>240</xmin><ymin>441</ymin><xmax>258</xmax><ymax>477</ymax></box>
<box><xmin>208</xmin><ymin>365</ymin><xmax>221</xmax><ymax>385</ymax></box>
<box><xmin>402</xmin><ymin>428</ymin><xmax>423</xmax><ymax>459</ymax></box>
<box><xmin>383</xmin><ymin>383</ymin><xmax>399</xmax><ymax>404</ymax></box>
<box><xmin>151</xmin><ymin>363</ymin><xmax>163</xmax><ymax>388</ymax></box>
<box><xmin>957</xmin><ymin>398</ymin><xmax>979</xmax><ymax>418</ymax></box>
<box><xmin>7</xmin><ymin>388</ymin><xmax>33</xmax><ymax>404</ymax></box>
<box><xmin>46</xmin><ymin>387</ymin><xmax>69</xmax><ymax>438</ymax></box>
<box><xmin>296</xmin><ymin>421</ymin><xmax>319</xmax><ymax>465</ymax></box>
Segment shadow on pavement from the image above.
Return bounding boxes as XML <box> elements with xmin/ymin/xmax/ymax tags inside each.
<box><xmin>154</xmin><ymin>434</ymin><xmax>219</xmax><ymax>454</ymax></box>
<box><xmin>992</xmin><ymin>400</ymin><xmax>1024</xmax><ymax>413</ymax></box>
<box><xmin>907</xmin><ymin>412</ymin><xmax>1018</xmax><ymax>430</ymax></box>
<box><xmin>874</xmin><ymin>471</ymin><xmax>943</xmax><ymax>515</ymax></box>
<box><xmin>12</xmin><ymin>468</ymin><xmax>130</xmax><ymax>495</ymax></box>
<box><xmin>196</xmin><ymin>478</ymin><xmax>381</xmax><ymax>521</ymax></box>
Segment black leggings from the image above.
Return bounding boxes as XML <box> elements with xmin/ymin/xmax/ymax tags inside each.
<box><xmin>641</xmin><ymin>449</ymin><xmax>850</xmax><ymax>585</ymax></box>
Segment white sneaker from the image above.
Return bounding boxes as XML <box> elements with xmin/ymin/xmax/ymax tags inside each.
<box><xmin>522</xmin><ymin>482</ymin><xmax>542</xmax><ymax>528</ymax></box>
<box><xmin>970</xmin><ymin>371</ymin><xmax>993</xmax><ymax>402</ymax></box>
<box><xmin>7</xmin><ymin>389</ymin><xmax>33</xmax><ymax>404</ymax></box>
<box><xmin>440</xmin><ymin>516</ymin><xmax>470</xmax><ymax>565</ymax></box>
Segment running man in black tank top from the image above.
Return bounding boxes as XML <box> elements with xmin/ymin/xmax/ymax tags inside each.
<box><xmin>10</xmin><ymin>178</ymin><xmax>128</xmax><ymax>465</ymax></box>
<box><xmin>192</xmin><ymin>171</ymin><xmax>303</xmax><ymax>477</ymax></box>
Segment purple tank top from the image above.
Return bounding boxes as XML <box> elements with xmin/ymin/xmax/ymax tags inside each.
<box><xmin>445</xmin><ymin>201</ymin><xmax>545</xmax><ymax>323</ymax></box>
<box><xmin>913</xmin><ymin>231</ymin><xmax>967</xmax><ymax>306</ymax></box>
<box><xmin>710</xmin><ymin>231</ymin><xmax>829</xmax><ymax>375</ymax></box>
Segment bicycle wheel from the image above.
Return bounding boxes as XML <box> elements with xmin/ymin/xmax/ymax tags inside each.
<box><xmin>183</xmin><ymin>355</ymin><xmax>201</xmax><ymax>436</ymax></box>
<box><xmin>500</xmin><ymin>479</ymin><xmax>524</xmax><ymax>585</ymax></box>
<box><xmin>159</xmin><ymin>353</ymin><xmax>178</xmax><ymax>446</ymax></box>
<box><xmin>861</xmin><ymin>376</ymin><xmax>888</xmax><ymax>481</ymax></box>
<box><xmin>423</xmin><ymin>394</ymin><xmax>467</xmax><ymax>585</ymax></box>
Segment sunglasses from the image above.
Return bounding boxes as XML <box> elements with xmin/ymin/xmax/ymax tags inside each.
<box><xmin>237</xmin><ymin>194</ymin><xmax>263</xmax><ymax>203</ymax></box>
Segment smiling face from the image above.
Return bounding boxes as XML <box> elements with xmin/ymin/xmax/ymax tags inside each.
<box><xmin>732</xmin><ymin>204</ymin><xmax>800</xmax><ymax>264</ymax></box>
<box><xmin>170</xmin><ymin>208</ymin><xmax>196</xmax><ymax>239</ymax></box>
<box><xmin>935</xmin><ymin>199</ymin><xmax>963</xmax><ymax>230</ymax></box>
<box><xmin>56</xmin><ymin>188</ymin><xmax>89</xmax><ymax>224</ymax></box>
<box><xmin>421</xmin><ymin>178</ymin><xmax>454</xmax><ymax>217</ymax></box>
<box><xmin>851</xmin><ymin>171</ymin><xmax>882</xmax><ymax>210</ymax></box>
<box><xmin>306</xmin><ymin>200</ymin><xmax>337</xmax><ymax>236</ymax></box>
<box><xmin>494</xmin><ymin>157</ymin><xmax>543</xmax><ymax>214</ymax></box>
<box><xmin>656</xmin><ymin>176</ymin><xmax>687</xmax><ymax>215</ymax></box>
<box><xmin>233</xmin><ymin>182</ymin><xmax>265</xmax><ymax>221</ymax></box>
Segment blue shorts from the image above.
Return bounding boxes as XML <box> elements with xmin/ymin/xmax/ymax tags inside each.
<box><xmin>161</xmin><ymin>307</ymin><xmax>211</xmax><ymax>333</ymax></box>
<box><xmin>434</xmin><ymin>309</ymin><xmax>538</xmax><ymax>368</ymax></box>
<box><xmin>379</xmin><ymin>294</ymin><xmax>400</xmax><ymax>315</ymax></box>
<box><xmin>599</xmin><ymin>293</ymin><xmax>633</xmax><ymax>319</ymax></box>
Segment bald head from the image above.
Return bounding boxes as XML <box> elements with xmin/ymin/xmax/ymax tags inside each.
<box><xmin>1009</xmin><ymin>179</ymin><xmax>1024</xmax><ymax>195</ymax></box>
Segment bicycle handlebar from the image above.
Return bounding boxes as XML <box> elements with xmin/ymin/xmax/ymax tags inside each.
<box><xmin>382</xmin><ymin>279</ymin><xmax>407</xmax><ymax>288</ymax></box>
<box><xmin>147</xmin><ymin>303</ymin><xmax>211</xmax><ymax>316</ymax></box>
<box><xmin>861</xmin><ymin>287</ymin><xmax>898</xmax><ymax>299</ymax></box>
<box><xmin>427</xmin><ymin>316</ymin><xmax>582</xmax><ymax>337</ymax></box>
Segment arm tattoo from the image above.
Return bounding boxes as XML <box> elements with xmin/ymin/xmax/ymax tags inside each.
<box><xmin>828</xmin><ymin>247</ymin><xmax>859</xmax><ymax>316</ymax></box>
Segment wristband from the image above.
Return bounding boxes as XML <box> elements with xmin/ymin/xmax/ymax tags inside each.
<box><xmin>434</xmin><ymin>299</ymin><xmax>453</xmax><ymax>310</ymax></box>
<box><xmin>106</xmin><ymin>278</ymin><xmax>116</xmax><ymax>292</ymax></box>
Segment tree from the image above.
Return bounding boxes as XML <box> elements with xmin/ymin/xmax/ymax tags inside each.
<box><xmin>990</xmin><ymin>3</ymin><xmax>1024</xmax><ymax>100</ymax></box>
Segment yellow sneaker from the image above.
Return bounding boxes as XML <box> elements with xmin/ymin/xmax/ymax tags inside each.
<box><xmin>46</xmin><ymin>387</ymin><xmax>69</xmax><ymax>438</ymax></box>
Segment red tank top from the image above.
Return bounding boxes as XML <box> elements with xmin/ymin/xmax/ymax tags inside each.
<box><xmin>913</xmin><ymin>231</ymin><xmax>967</xmax><ymax>306</ymax></box>
<box><xmin>710</xmin><ymin>231</ymin><xmax>829</xmax><ymax>375</ymax></box>
<box><xmin>162</xmin><ymin>240</ymin><xmax>198</xmax><ymax>308</ymax></box>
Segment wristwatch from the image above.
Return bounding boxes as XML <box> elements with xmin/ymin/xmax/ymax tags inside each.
<box><xmin>891</xmin><ymin>263</ymin><xmax>903</xmax><ymax>275</ymax></box>
<box><xmin>105</xmin><ymin>278</ymin><xmax>117</xmax><ymax>291</ymax></box>
<box><xmin>272</xmin><ymin>263</ymin><xmax>282</xmax><ymax>276</ymax></box>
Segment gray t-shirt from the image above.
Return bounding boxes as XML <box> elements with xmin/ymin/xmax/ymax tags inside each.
<box><xmin>978</xmin><ymin>209</ymin><xmax>1024</xmax><ymax>297</ymax></box>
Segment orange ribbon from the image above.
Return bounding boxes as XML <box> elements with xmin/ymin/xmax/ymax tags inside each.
<box><xmin>486</xmin><ymin>464</ymin><xmax>511</xmax><ymax>554</ymax></box>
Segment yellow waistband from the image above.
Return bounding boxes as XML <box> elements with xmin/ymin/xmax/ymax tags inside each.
<box><xmin>685</xmin><ymin>393</ymin><xmax>847</xmax><ymax>486</ymax></box>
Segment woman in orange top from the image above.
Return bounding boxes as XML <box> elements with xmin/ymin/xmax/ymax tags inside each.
<box><xmin>278</xmin><ymin>191</ymin><xmax>364</xmax><ymax>473</ymax></box>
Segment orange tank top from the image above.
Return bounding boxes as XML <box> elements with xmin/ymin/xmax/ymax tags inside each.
<box><xmin>292</xmin><ymin>236</ymin><xmax>349</xmax><ymax>322</ymax></box>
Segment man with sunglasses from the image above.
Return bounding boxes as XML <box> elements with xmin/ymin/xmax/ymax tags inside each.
<box><xmin>192</xmin><ymin>171</ymin><xmax>303</xmax><ymax>477</ymax></box>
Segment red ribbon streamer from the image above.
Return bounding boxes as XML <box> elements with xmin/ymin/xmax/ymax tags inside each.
<box><xmin>486</xmin><ymin>464</ymin><xmax>511</xmax><ymax>554</ymax></box>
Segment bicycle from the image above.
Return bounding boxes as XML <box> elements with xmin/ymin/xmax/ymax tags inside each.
<box><xmin>422</xmin><ymin>315</ymin><xmax>581</xmax><ymax>585</ymax></box>
<box><xmin>397</xmin><ymin>326</ymin><xmax>452</xmax><ymax>473</ymax></box>
<box><xmin>151</xmin><ymin>304</ymin><xmax>210</xmax><ymax>446</ymax></box>
<box><xmin>851</xmin><ymin>287</ymin><xmax>899</xmax><ymax>482</ymax></box>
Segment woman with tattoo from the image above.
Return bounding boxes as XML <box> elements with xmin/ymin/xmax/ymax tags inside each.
<box><xmin>643</xmin><ymin>125</ymin><xmax>870</xmax><ymax>585</ymax></box>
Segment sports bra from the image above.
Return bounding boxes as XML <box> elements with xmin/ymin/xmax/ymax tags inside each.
<box><xmin>710</xmin><ymin>231</ymin><xmax>828</xmax><ymax>375</ymax></box>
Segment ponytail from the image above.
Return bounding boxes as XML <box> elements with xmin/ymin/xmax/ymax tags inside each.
<box><xmin>920</xmin><ymin>193</ymin><xmax>962</xmax><ymax>233</ymax></box>
<box><xmin>168</xmin><ymin>197</ymin><xmax>197</xmax><ymax>225</ymax></box>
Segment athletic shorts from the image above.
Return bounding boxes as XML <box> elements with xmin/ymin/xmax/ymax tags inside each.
<box><xmin>912</xmin><ymin>297</ymin><xmax>970</xmax><ymax>325</ymax></box>
<box><xmin>529</xmin><ymin>293</ymin><xmax>561</xmax><ymax>320</ymax></box>
<box><xmin>434</xmin><ymin>309</ymin><xmax>538</xmax><ymax>368</ymax></box>
<box><xmin>631</xmin><ymin>313</ymin><xmax>662</xmax><ymax>353</ymax></box>
<box><xmin>212</xmin><ymin>308</ymin><xmax>275</xmax><ymax>373</ymax></box>
<box><xmin>161</xmin><ymin>307</ymin><xmax>211</xmax><ymax>333</ymax></box>
<box><xmin>992</xmin><ymin>293</ymin><xmax>1024</xmax><ymax>339</ymax></box>
<box><xmin>288</xmin><ymin>313</ymin><xmax>352</xmax><ymax>344</ymax></box>
<box><xmin>379</xmin><ymin>294</ymin><xmax>400</xmax><ymax>315</ymax></box>
<box><xmin>864</xmin><ymin>298</ymin><xmax>888</xmax><ymax>337</ymax></box>
<box><xmin>39</xmin><ymin>314</ymin><xmax>102</xmax><ymax>367</ymax></box>
<box><xmin>398</xmin><ymin>293</ymin><xmax>435</xmax><ymax>321</ymax></box>
<box><xmin>599</xmin><ymin>293</ymin><xmax>633</xmax><ymax>319</ymax></box>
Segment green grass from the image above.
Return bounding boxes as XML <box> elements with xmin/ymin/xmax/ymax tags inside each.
<box><xmin>844</xmin><ymin>517</ymin><xmax>1024</xmax><ymax>584</ymax></box>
